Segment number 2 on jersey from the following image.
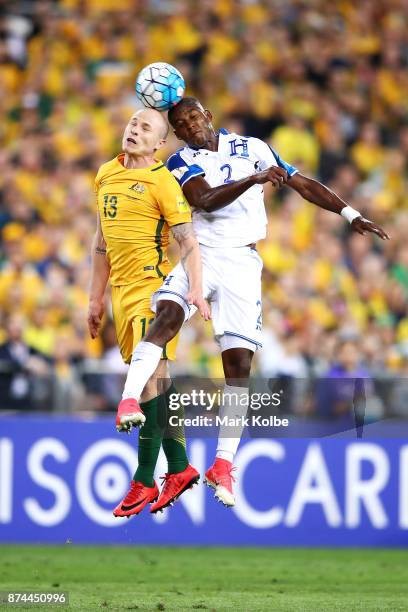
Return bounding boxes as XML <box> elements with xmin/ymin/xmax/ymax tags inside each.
<box><xmin>256</xmin><ymin>300</ymin><xmax>262</xmax><ymax>331</ymax></box>
<box><xmin>220</xmin><ymin>164</ymin><xmax>234</xmax><ymax>184</ymax></box>
<box><xmin>103</xmin><ymin>195</ymin><xmax>118</xmax><ymax>218</ymax></box>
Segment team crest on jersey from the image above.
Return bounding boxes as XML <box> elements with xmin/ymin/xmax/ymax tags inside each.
<box><xmin>129</xmin><ymin>183</ymin><xmax>145</xmax><ymax>194</ymax></box>
<box><xmin>229</xmin><ymin>138</ymin><xmax>249</xmax><ymax>158</ymax></box>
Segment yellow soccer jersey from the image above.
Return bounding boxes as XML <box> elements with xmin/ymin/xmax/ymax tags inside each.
<box><xmin>95</xmin><ymin>154</ymin><xmax>191</xmax><ymax>286</ymax></box>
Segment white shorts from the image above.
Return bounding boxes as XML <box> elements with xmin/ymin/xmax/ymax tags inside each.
<box><xmin>151</xmin><ymin>244</ymin><xmax>263</xmax><ymax>352</ymax></box>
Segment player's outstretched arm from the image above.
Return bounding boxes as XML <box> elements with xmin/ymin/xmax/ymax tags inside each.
<box><xmin>288</xmin><ymin>173</ymin><xmax>390</xmax><ymax>240</ymax></box>
<box><xmin>182</xmin><ymin>166</ymin><xmax>288</xmax><ymax>213</ymax></box>
<box><xmin>88</xmin><ymin>212</ymin><xmax>110</xmax><ymax>338</ymax></box>
<box><xmin>171</xmin><ymin>222</ymin><xmax>210</xmax><ymax>320</ymax></box>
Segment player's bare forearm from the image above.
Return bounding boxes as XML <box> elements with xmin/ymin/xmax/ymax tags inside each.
<box><xmin>171</xmin><ymin>222</ymin><xmax>210</xmax><ymax>320</ymax></box>
<box><xmin>288</xmin><ymin>173</ymin><xmax>347</xmax><ymax>214</ymax></box>
<box><xmin>183</xmin><ymin>175</ymin><xmax>257</xmax><ymax>212</ymax></box>
<box><xmin>89</xmin><ymin>225</ymin><xmax>110</xmax><ymax>304</ymax></box>
<box><xmin>88</xmin><ymin>213</ymin><xmax>110</xmax><ymax>338</ymax></box>
<box><xmin>288</xmin><ymin>173</ymin><xmax>390</xmax><ymax>240</ymax></box>
<box><xmin>183</xmin><ymin>167</ymin><xmax>288</xmax><ymax>213</ymax></box>
<box><xmin>172</xmin><ymin>223</ymin><xmax>202</xmax><ymax>291</ymax></box>
<box><xmin>181</xmin><ymin>239</ymin><xmax>202</xmax><ymax>292</ymax></box>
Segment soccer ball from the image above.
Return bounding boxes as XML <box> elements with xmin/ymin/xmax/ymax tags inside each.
<box><xmin>135</xmin><ymin>62</ymin><xmax>185</xmax><ymax>111</ymax></box>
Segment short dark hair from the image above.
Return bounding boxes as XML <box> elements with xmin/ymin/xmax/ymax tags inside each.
<box><xmin>168</xmin><ymin>97</ymin><xmax>203</xmax><ymax>126</ymax></box>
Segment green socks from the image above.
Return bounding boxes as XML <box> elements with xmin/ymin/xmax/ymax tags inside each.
<box><xmin>162</xmin><ymin>384</ymin><xmax>188</xmax><ymax>474</ymax></box>
<box><xmin>133</xmin><ymin>383</ymin><xmax>189</xmax><ymax>486</ymax></box>
<box><xmin>133</xmin><ymin>394</ymin><xmax>164</xmax><ymax>487</ymax></box>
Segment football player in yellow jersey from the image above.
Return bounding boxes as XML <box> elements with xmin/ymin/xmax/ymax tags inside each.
<box><xmin>88</xmin><ymin>108</ymin><xmax>210</xmax><ymax>517</ymax></box>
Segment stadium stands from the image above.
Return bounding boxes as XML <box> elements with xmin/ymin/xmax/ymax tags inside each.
<box><xmin>0</xmin><ymin>0</ymin><xmax>407</xmax><ymax>413</ymax></box>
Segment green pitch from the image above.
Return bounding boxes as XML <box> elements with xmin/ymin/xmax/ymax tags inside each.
<box><xmin>1</xmin><ymin>545</ymin><xmax>408</xmax><ymax>611</ymax></box>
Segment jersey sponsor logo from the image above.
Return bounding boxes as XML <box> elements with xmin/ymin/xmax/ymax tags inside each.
<box><xmin>172</xmin><ymin>166</ymin><xmax>189</xmax><ymax>181</ymax></box>
<box><xmin>177</xmin><ymin>197</ymin><xmax>191</xmax><ymax>213</ymax></box>
<box><xmin>129</xmin><ymin>183</ymin><xmax>146</xmax><ymax>194</ymax></box>
<box><xmin>229</xmin><ymin>138</ymin><xmax>249</xmax><ymax>158</ymax></box>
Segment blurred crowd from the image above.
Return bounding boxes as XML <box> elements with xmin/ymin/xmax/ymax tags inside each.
<box><xmin>1</xmin><ymin>0</ymin><xmax>408</xmax><ymax>417</ymax></box>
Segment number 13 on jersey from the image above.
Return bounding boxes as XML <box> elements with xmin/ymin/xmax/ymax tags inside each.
<box><xmin>103</xmin><ymin>195</ymin><xmax>118</xmax><ymax>218</ymax></box>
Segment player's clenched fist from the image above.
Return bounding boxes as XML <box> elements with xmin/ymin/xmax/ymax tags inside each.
<box><xmin>253</xmin><ymin>166</ymin><xmax>288</xmax><ymax>188</ymax></box>
<box><xmin>88</xmin><ymin>299</ymin><xmax>105</xmax><ymax>338</ymax></box>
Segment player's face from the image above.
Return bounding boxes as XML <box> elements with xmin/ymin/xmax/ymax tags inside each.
<box><xmin>122</xmin><ymin>111</ymin><xmax>166</xmax><ymax>157</ymax></box>
<box><xmin>171</xmin><ymin>105</ymin><xmax>213</xmax><ymax>148</ymax></box>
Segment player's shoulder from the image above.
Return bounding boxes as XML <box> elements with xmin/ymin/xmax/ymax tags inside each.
<box><xmin>219</xmin><ymin>129</ymin><xmax>267</xmax><ymax>154</ymax></box>
<box><xmin>167</xmin><ymin>147</ymin><xmax>194</xmax><ymax>170</ymax></box>
<box><xmin>151</xmin><ymin>162</ymin><xmax>180</xmax><ymax>183</ymax></box>
<box><xmin>166</xmin><ymin>147</ymin><xmax>206</xmax><ymax>186</ymax></box>
<box><xmin>219</xmin><ymin>128</ymin><xmax>257</xmax><ymax>141</ymax></box>
<box><xmin>95</xmin><ymin>156</ymin><xmax>120</xmax><ymax>183</ymax></box>
<box><xmin>97</xmin><ymin>155</ymin><xmax>119</xmax><ymax>174</ymax></box>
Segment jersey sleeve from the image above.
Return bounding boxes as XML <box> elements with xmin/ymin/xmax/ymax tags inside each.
<box><xmin>94</xmin><ymin>168</ymin><xmax>101</xmax><ymax>209</ymax></box>
<box><xmin>156</xmin><ymin>169</ymin><xmax>192</xmax><ymax>227</ymax></box>
<box><xmin>252</xmin><ymin>139</ymin><xmax>298</xmax><ymax>177</ymax></box>
<box><xmin>94</xmin><ymin>168</ymin><xmax>101</xmax><ymax>192</ymax></box>
<box><xmin>166</xmin><ymin>150</ymin><xmax>205</xmax><ymax>187</ymax></box>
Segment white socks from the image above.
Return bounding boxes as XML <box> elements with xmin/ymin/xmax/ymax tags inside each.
<box><xmin>216</xmin><ymin>385</ymin><xmax>249</xmax><ymax>463</ymax></box>
<box><xmin>122</xmin><ymin>341</ymin><xmax>163</xmax><ymax>401</ymax></box>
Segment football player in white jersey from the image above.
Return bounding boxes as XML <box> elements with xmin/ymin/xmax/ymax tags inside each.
<box><xmin>118</xmin><ymin>97</ymin><xmax>389</xmax><ymax>509</ymax></box>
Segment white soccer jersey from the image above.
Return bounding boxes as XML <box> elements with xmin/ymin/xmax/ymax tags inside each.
<box><xmin>166</xmin><ymin>128</ymin><xmax>298</xmax><ymax>247</ymax></box>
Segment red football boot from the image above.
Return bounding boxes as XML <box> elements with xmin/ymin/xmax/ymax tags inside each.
<box><xmin>113</xmin><ymin>480</ymin><xmax>159</xmax><ymax>517</ymax></box>
<box><xmin>116</xmin><ymin>397</ymin><xmax>146</xmax><ymax>432</ymax></box>
<box><xmin>204</xmin><ymin>458</ymin><xmax>236</xmax><ymax>507</ymax></box>
<box><xmin>150</xmin><ymin>464</ymin><xmax>200</xmax><ymax>514</ymax></box>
